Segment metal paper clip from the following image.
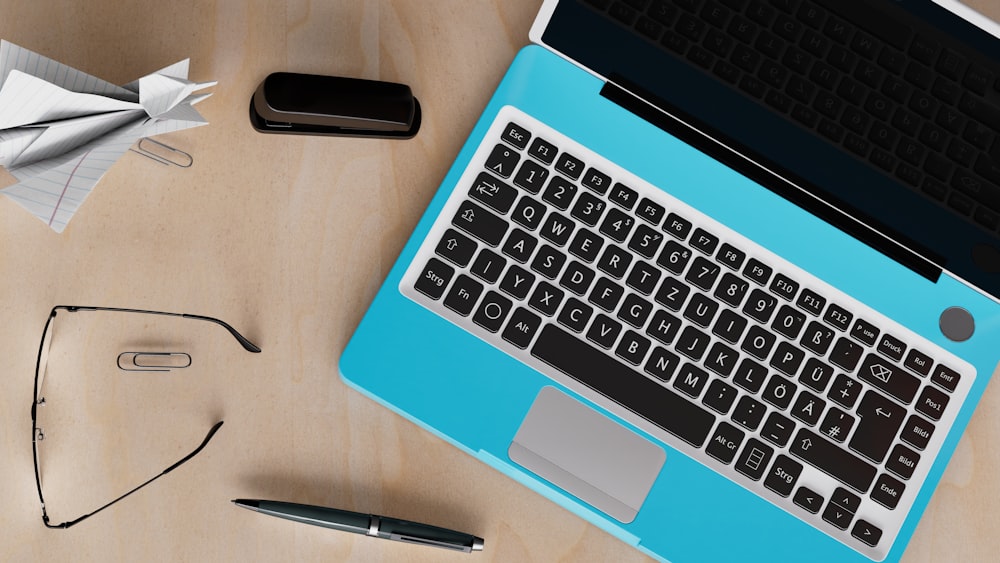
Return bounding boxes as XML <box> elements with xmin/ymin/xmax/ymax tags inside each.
<box><xmin>130</xmin><ymin>138</ymin><xmax>193</xmax><ymax>168</ymax></box>
<box><xmin>117</xmin><ymin>352</ymin><xmax>192</xmax><ymax>372</ymax></box>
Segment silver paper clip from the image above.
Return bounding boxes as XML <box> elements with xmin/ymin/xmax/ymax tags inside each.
<box><xmin>130</xmin><ymin>138</ymin><xmax>193</xmax><ymax>168</ymax></box>
<box><xmin>117</xmin><ymin>352</ymin><xmax>192</xmax><ymax>372</ymax></box>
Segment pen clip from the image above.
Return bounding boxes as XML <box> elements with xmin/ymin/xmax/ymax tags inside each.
<box><xmin>388</xmin><ymin>533</ymin><xmax>476</xmax><ymax>553</ymax></box>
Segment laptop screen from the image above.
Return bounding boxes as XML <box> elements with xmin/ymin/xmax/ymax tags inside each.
<box><xmin>537</xmin><ymin>0</ymin><xmax>1000</xmax><ymax>303</ymax></box>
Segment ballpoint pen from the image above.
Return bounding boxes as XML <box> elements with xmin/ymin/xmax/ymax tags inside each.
<box><xmin>232</xmin><ymin>499</ymin><xmax>485</xmax><ymax>553</ymax></box>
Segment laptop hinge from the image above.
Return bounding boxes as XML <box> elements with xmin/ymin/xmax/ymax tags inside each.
<box><xmin>600</xmin><ymin>77</ymin><xmax>943</xmax><ymax>284</ymax></box>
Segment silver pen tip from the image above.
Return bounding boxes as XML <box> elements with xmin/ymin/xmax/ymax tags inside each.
<box><xmin>472</xmin><ymin>537</ymin><xmax>485</xmax><ymax>552</ymax></box>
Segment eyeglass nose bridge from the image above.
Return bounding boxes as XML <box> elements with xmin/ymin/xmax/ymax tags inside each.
<box><xmin>117</xmin><ymin>352</ymin><xmax>192</xmax><ymax>372</ymax></box>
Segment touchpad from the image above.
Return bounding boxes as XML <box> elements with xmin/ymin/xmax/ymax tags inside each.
<box><xmin>508</xmin><ymin>387</ymin><xmax>665</xmax><ymax>524</ymax></box>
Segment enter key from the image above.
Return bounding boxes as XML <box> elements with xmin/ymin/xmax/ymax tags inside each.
<box><xmin>849</xmin><ymin>390</ymin><xmax>906</xmax><ymax>463</ymax></box>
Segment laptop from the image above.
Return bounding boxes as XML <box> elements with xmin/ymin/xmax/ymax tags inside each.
<box><xmin>341</xmin><ymin>1</ymin><xmax>1000</xmax><ymax>561</ymax></box>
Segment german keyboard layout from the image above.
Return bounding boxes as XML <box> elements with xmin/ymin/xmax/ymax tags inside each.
<box><xmin>400</xmin><ymin>105</ymin><xmax>975</xmax><ymax>560</ymax></box>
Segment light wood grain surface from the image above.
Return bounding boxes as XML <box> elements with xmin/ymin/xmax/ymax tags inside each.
<box><xmin>1</xmin><ymin>1</ymin><xmax>998</xmax><ymax>562</ymax></box>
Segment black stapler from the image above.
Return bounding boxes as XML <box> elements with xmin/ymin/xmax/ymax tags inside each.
<box><xmin>249</xmin><ymin>72</ymin><xmax>420</xmax><ymax>138</ymax></box>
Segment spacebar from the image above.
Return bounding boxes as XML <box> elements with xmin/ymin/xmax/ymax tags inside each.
<box><xmin>530</xmin><ymin>324</ymin><xmax>715</xmax><ymax>447</ymax></box>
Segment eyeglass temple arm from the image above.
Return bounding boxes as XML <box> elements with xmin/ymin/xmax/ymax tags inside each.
<box><xmin>43</xmin><ymin>421</ymin><xmax>225</xmax><ymax>529</ymax></box>
<box><xmin>181</xmin><ymin>314</ymin><xmax>261</xmax><ymax>353</ymax></box>
<box><xmin>58</xmin><ymin>307</ymin><xmax>262</xmax><ymax>353</ymax></box>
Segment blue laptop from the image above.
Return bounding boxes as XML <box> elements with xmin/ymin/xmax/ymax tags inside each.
<box><xmin>341</xmin><ymin>1</ymin><xmax>1000</xmax><ymax>561</ymax></box>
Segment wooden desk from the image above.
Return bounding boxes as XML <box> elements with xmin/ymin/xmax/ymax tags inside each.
<box><xmin>1</xmin><ymin>2</ymin><xmax>997</xmax><ymax>561</ymax></box>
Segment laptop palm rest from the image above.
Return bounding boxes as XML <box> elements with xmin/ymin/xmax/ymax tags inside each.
<box><xmin>508</xmin><ymin>387</ymin><xmax>666</xmax><ymax>524</ymax></box>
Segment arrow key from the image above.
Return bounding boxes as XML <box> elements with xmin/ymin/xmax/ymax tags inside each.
<box><xmin>822</xmin><ymin>499</ymin><xmax>855</xmax><ymax>530</ymax></box>
<box><xmin>852</xmin><ymin>519</ymin><xmax>883</xmax><ymax>547</ymax></box>
<box><xmin>793</xmin><ymin>486</ymin><xmax>824</xmax><ymax>514</ymax></box>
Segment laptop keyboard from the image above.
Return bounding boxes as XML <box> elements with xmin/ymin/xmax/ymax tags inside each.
<box><xmin>585</xmin><ymin>0</ymin><xmax>1000</xmax><ymax>235</ymax></box>
<box><xmin>400</xmin><ymin>106</ymin><xmax>975</xmax><ymax>560</ymax></box>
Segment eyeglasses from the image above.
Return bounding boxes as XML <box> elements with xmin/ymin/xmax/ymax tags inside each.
<box><xmin>31</xmin><ymin>306</ymin><xmax>261</xmax><ymax>529</ymax></box>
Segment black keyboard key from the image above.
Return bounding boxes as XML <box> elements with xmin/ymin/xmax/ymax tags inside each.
<box><xmin>663</xmin><ymin>213</ymin><xmax>692</xmax><ymax>241</ymax></box>
<box><xmin>790</xmin><ymin>428</ymin><xmax>877</xmax><ymax>492</ymax></box>
<box><xmin>762</xmin><ymin>375</ymin><xmax>796</xmax><ymax>410</ymax></box>
<box><xmin>539</xmin><ymin>212</ymin><xmax>575</xmax><ymax>246</ymax></box>
<box><xmin>886</xmin><ymin>443</ymin><xmax>919</xmax><ymax>480</ymax></box>
<box><xmin>473</xmin><ymin>290</ymin><xmax>513</xmax><ymax>332</ymax></box>
<box><xmin>903</xmin><ymin>348</ymin><xmax>933</xmax><ymax>376</ymax></box>
<box><xmin>529</xmin><ymin>281</ymin><xmax>565</xmax><ymax>317</ymax></box>
<box><xmin>901</xmin><ymin>414</ymin><xmax>934</xmax><ymax>450</ymax></box>
<box><xmin>600</xmin><ymin>207</ymin><xmax>637</xmax><ymax>242</ymax></box>
<box><xmin>527</xmin><ymin>137</ymin><xmax>558</xmax><ymax>164</ymax></box>
<box><xmin>571</xmin><ymin>191</ymin><xmax>608</xmax><ymax>226</ymax></box>
<box><xmin>484</xmin><ymin>143</ymin><xmax>520</xmax><ymax>178</ymax></box>
<box><xmin>772</xmin><ymin>304</ymin><xmax>806</xmax><ymax>339</ymax></box>
<box><xmin>654</xmin><ymin>277</ymin><xmax>691</xmax><ymax>311</ymax></box>
<box><xmin>852</xmin><ymin>520</ymin><xmax>883</xmax><ymax>547</ymax></box>
<box><xmin>646</xmin><ymin>346</ymin><xmax>681</xmax><ymax>381</ymax></box>
<box><xmin>590</xmin><ymin>277</ymin><xmax>626</xmax><ymax>311</ymax></box>
<box><xmin>685</xmin><ymin>256</ymin><xmax>721</xmax><ymax>290</ymax></box>
<box><xmin>581</xmin><ymin>167</ymin><xmax>612</xmax><ymax>194</ymax></box>
<box><xmin>513</xmin><ymin>159</ymin><xmax>549</xmax><ymax>194</ymax></box>
<box><xmin>501</xmin><ymin>228</ymin><xmax>538</xmax><ymax>263</ymax></box>
<box><xmin>587</xmin><ymin>313</ymin><xmax>622</xmax><ymax>348</ymax></box>
<box><xmin>743</xmin><ymin>288</ymin><xmax>778</xmax><ymax>323</ymax></box>
<box><xmin>559</xmin><ymin>261</ymin><xmax>594</xmax><ymax>296</ymax></box>
<box><xmin>531</xmin><ymin>324</ymin><xmax>717</xmax><ymax>446</ymax></box>
<box><xmin>915</xmin><ymin>385</ymin><xmax>949</xmax><ymax>421</ymax></box>
<box><xmin>764</xmin><ymin>454</ymin><xmax>802</xmax><ymax>497</ymax></box>
<box><xmin>823</xmin><ymin>302</ymin><xmax>853</xmax><ymax>331</ymax></box>
<box><xmin>684</xmin><ymin>292</ymin><xmax>719</xmax><ymax>328</ymax></box>
<box><xmin>674</xmin><ymin>363</ymin><xmax>710</xmax><ymax>397</ymax></box>
<box><xmin>658</xmin><ymin>240</ymin><xmax>694</xmax><ymax>275</ymax></box>
<box><xmin>502</xmin><ymin>307</ymin><xmax>542</xmax><ymax>349</ymax></box>
<box><xmin>414</xmin><ymin>257</ymin><xmax>454</xmax><ymax>300</ymax></box>
<box><xmin>628</xmin><ymin>224</ymin><xmax>666</xmax><ymax>259</ymax></box>
<box><xmin>769</xmin><ymin>273</ymin><xmax>799</xmax><ymax>300</ymax></box>
<box><xmin>734</xmin><ymin>358</ymin><xmax>769</xmax><ymax>393</ymax></box>
<box><xmin>501</xmin><ymin>122</ymin><xmax>531</xmax><ymax>149</ymax></box>
<box><xmin>530</xmin><ymin>244</ymin><xmax>566</xmax><ymax>279</ymax></box>
<box><xmin>713</xmin><ymin>308</ymin><xmax>748</xmax><ymax>343</ymax></box>
<box><xmin>800</xmin><ymin>357</ymin><xmax>835</xmax><ymax>393</ymax></box>
<box><xmin>626</xmin><ymin>261</ymin><xmax>662</xmax><ymax>295</ymax></box>
<box><xmin>735</xmin><ymin>437</ymin><xmax>773</xmax><ymax>480</ymax></box>
<box><xmin>704</xmin><ymin>379</ymin><xmax>739</xmax><ymax>414</ymax></box>
<box><xmin>677</xmin><ymin>325</ymin><xmax>712</xmax><ymax>361</ymax></box>
<box><xmin>690</xmin><ymin>227</ymin><xmax>719</xmax><ymax>254</ymax></box>
<box><xmin>741</xmin><ymin>324</ymin><xmax>776</xmax><ymax>360</ymax></box>
<box><xmin>469</xmin><ymin>172</ymin><xmax>518</xmax><ymax>214</ymax></box>
<box><xmin>707</xmin><ymin>421</ymin><xmax>745</xmax><ymax>464</ymax></box>
<box><xmin>453</xmin><ymin>200</ymin><xmax>508</xmax><ymax>246</ymax></box>
<box><xmin>850</xmin><ymin>391</ymin><xmax>906</xmax><ymax>463</ymax></box>
<box><xmin>597</xmin><ymin>244</ymin><xmax>633</xmax><ymax>279</ymax></box>
<box><xmin>647</xmin><ymin>309</ymin><xmax>682</xmax><ymax>345</ymax></box>
<box><xmin>858</xmin><ymin>353</ymin><xmax>920</xmax><ymax>404</ymax></box>
<box><xmin>850</xmin><ymin>318</ymin><xmax>879</xmax><ymax>345</ymax></box>
<box><xmin>828</xmin><ymin>373</ymin><xmax>863</xmax><ymax>409</ymax></box>
<box><xmin>791</xmin><ymin>390</ymin><xmax>825</xmax><ymax>426</ymax></box>
<box><xmin>542</xmin><ymin>176</ymin><xmax>578</xmax><ymax>210</ymax></box>
<box><xmin>794</xmin><ymin>486</ymin><xmax>824</xmax><ymax>514</ymax></box>
<box><xmin>470</xmin><ymin>248</ymin><xmax>506</xmax><ymax>283</ymax></box>
<box><xmin>511</xmin><ymin>196</ymin><xmax>546</xmax><ymax>230</ymax></box>
<box><xmin>554</xmin><ymin>152</ymin><xmax>584</xmax><ymax>180</ymax></box>
<box><xmin>801</xmin><ymin>321</ymin><xmax>835</xmax><ymax>356</ymax></box>
<box><xmin>636</xmin><ymin>197</ymin><xmax>666</xmax><ymax>225</ymax></box>
<box><xmin>871</xmin><ymin>473</ymin><xmax>905</xmax><ymax>510</ymax></box>
<box><xmin>931</xmin><ymin>364</ymin><xmax>961</xmax><ymax>392</ymax></box>
<box><xmin>609</xmin><ymin>182</ymin><xmax>639</xmax><ymax>209</ymax></box>
<box><xmin>500</xmin><ymin>265</ymin><xmax>536</xmax><ymax>300</ymax></box>
<box><xmin>714</xmin><ymin>272</ymin><xmax>749</xmax><ymax>308</ymax></box>
<box><xmin>818</xmin><ymin>407</ymin><xmax>855</xmax><ymax>443</ymax></box>
<box><xmin>443</xmin><ymin>274</ymin><xmax>484</xmax><ymax>316</ymax></box>
<box><xmin>876</xmin><ymin>332</ymin><xmax>906</xmax><ymax>361</ymax></box>
<box><xmin>743</xmin><ymin>257</ymin><xmax>772</xmax><ymax>285</ymax></box>
<box><xmin>569</xmin><ymin>228</ymin><xmax>604</xmax><ymax>263</ymax></box>
<box><xmin>616</xmin><ymin>330</ymin><xmax>652</xmax><ymax>365</ymax></box>
<box><xmin>830</xmin><ymin>336</ymin><xmax>863</xmax><ymax>371</ymax></box>
<box><xmin>558</xmin><ymin>297</ymin><xmax>594</xmax><ymax>333</ymax></box>
<box><xmin>795</xmin><ymin>288</ymin><xmax>826</xmax><ymax>316</ymax></box>
<box><xmin>717</xmin><ymin>243</ymin><xmax>746</xmax><ymax>270</ymax></box>
<box><xmin>436</xmin><ymin>228</ymin><xmax>477</xmax><ymax>267</ymax></box>
<box><xmin>731</xmin><ymin>395</ymin><xmax>767</xmax><ymax>430</ymax></box>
